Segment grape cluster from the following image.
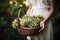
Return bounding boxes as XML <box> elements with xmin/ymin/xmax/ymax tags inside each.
<box><xmin>12</xmin><ymin>18</ymin><xmax>20</xmax><ymax>29</ymax></box>
<box><xmin>20</xmin><ymin>15</ymin><xmax>44</xmax><ymax>28</ymax></box>
<box><xmin>12</xmin><ymin>15</ymin><xmax>44</xmax><ymax>28</ymax></box>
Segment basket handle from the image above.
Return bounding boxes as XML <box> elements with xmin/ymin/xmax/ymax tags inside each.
<box><xmin>17</xmin><ymin>8</ymin><xmax>22</xmax><ymax>29</ymax></box>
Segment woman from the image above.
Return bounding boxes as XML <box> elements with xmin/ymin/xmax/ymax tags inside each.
<box><xmin>26</xmin><ymin>0</ymin><xmax>54</xmax><ymax>40</ymax></box>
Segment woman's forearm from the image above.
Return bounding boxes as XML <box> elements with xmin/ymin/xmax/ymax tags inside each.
<box><xmin>43</xmin><ymin>8</ymin><xmax>54</xmax><ymax>22</ymax></box>
<box><xmin>26</xmin><ymin>9</ymin><xmax>31</xmax><ymax>15</ymax></box>
<box><xmin>43</xmin><ymin>1</ymin><xmax>54</xmax><ymax>22</ymax></box>
<box><xmin>26</xmin><ymin>3</ymin><xmax>32</xmax><ymax>15</ymax></box>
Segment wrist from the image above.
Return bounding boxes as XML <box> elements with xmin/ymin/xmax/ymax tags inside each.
<box><xmin>43</xmin><ymin>19</ymin><xmax>48</xmax><ymax>23</ymax></box>
<box><xmin>40</xmin><ymin>20</ymin><xmax>46</xmax><ymax>24</ymax></box>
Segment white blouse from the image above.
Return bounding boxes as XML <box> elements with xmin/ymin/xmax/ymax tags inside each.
<box><xmin>26</xmin><ymin>0</ymin><xmax>53</xmax><ymax>9</ymax></box>
<box><xmin>26</xmin><ymin>0</ymin><xmax>53</xmax><ymax>18</ymax></box>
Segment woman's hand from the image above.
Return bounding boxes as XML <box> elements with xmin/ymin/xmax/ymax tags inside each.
<box><xmin>39</xmin><ymin>20</ymin><xmax>45</xmax><ymax>32</ymax></box>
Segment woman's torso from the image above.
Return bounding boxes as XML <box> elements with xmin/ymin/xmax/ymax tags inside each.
<box><xmin>27</xmin><ymin>0</ymin><xmax>51</xmax><ymax>18</ymax></box>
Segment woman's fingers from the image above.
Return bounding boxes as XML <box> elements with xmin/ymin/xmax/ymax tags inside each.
<box><xmin>39</xmin><ymin>26</ymin><xmax>44</xmax><ymax>32</ymax></box>
<box><xmin>39</xmin><ymin>22</ymin><xmax>45</xmax><ymax>32</ymax></box>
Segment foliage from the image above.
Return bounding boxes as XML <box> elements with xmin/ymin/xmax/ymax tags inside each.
<box><xmin>0</xmin><ymin>0</ymin><xmax>27</xmax><ymax>40</ymax></box>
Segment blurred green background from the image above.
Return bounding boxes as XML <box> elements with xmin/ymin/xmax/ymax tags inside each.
<box><xmin>0</xmin><ymin>0</ymin><xmax>60</xmax><ymax>40</ymax></box>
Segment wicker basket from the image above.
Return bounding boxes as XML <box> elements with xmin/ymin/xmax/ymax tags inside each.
<box><xmin>17</xmin><ymin>26</ymin><xmax>41</xmax><ymax>36</ymax></box>
<box><xmin>17</xmin><ymin>9</ymin><xmax>41</xmax><ymax>36</ymax></box>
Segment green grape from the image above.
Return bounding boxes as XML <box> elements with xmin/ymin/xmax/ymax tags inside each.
<box><xmin>22</xmin><ymin>15</ymin><xmax>30</xmax><ymax>19</ymax></box>
<box><xmin>20</xmin><ymin>19</ymin><xmax>27</xmax><ymax>26</ymax></box>
<box><xmin>12</xmin><ymin>19</ymin><xmax>18</xmax><ymax>29</ymax></box>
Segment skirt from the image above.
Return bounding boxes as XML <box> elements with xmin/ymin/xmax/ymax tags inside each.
<box><xmin>27</xmin><ymin>8</ymin><xmax>53</xmax><ymax>40</ymax></box>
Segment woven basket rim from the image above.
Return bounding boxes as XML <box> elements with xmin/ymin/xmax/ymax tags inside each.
<box><xmin>20</xmin><ymin>26</ymin><xmax>40</xmax><ymax>29</ymax></box>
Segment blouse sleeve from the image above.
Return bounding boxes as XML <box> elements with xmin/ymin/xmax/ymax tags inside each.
<box><xmin>47</xmin><ymin>0</ymin><xmax>53</xmax><ymax>5</ymax></box>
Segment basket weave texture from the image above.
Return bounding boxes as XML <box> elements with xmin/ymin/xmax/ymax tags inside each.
<box><xmin>17</xmin><ymin>26</ymin><xmax>41</xmax><ymax>36</ymax></box>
